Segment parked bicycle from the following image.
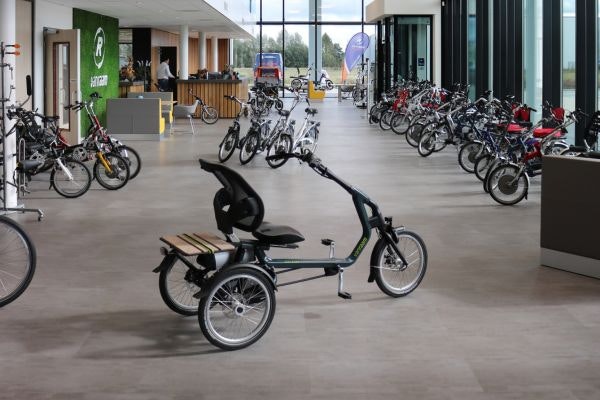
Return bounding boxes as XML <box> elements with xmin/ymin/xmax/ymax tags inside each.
<box><xmin>188</xmin><ymin>89</ymin><xmax>219</xmax><ymax>125</ymax></box>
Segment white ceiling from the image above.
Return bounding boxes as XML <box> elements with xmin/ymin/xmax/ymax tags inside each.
<box><xmin>45</xmin><ymin>0</ymin><xmax>254</xmax><ymax>38</ymax></box>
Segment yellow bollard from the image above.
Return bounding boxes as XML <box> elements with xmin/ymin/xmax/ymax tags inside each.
<box><xmin>308</xmin><ymin>81</ymin><xmax>326</xmax><ymax>100</ymax></box>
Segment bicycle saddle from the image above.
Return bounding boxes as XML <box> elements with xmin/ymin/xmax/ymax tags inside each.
<box><xmin>18</xmin><ymin>160</ymin><xmax>43</xmax><ymax>172</ymax></box>
<box><xmin>278</xmin><ymin>110</ymin><xmax>290</xmax><ymax>117</ymax></box>
<box><xmin>305</xmin><ymin>108</ymin><xmax>318</xmax><ymax>116</ymax></box>
<box><xmin>200</xmin><ymin>159</ymin><xmax>304</xmax><ymax>245</ymax></box>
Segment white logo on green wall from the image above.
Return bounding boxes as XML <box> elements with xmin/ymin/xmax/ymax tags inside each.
<box><xmin>93</xmin><ymin>27</ymin><xmax>105</xmax><ymax>69</ymax></box>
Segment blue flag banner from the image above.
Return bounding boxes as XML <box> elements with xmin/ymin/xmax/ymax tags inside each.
<box><xmin>342</xmin><ymin>32</ymin><xmax>370</xmax><ymax>81</ymax></box>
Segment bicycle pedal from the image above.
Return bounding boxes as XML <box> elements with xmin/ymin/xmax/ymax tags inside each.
<box><xmin>338</xmin><ymin>291</ymin><xmax>352</xmax><ymax>300</ymax></box>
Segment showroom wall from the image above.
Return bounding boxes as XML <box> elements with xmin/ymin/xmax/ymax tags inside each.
<box><xmin>15</xmin><ymin>0</ymin><xmax>32</xmax><ymax>102</ymax></box>
<box><xmin>33</xmin><ymin>0</ymin><xmax>73</xmax><ymax>112</ymax></box>
<box><xmin>73</xmin><ymin>8</ymin><xmax>119</xmax><ymax>133</ymax></box>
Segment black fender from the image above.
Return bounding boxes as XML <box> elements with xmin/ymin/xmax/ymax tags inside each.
<box><xmin>152</xmin><ymin>251</ymin><xmax>177</xmax><ymax>273</ymax></box>
<box><xmin>368</xmin><ymin>239</ymin><xmax>385</xmax><ymax>283</ymax></box>
<box><xmin>368</xmin><ymin>227</ymin><xmax>403</xmax><ymax>283</ymax></box>
<box><xmin>194</xmin><ymin>263</ymin><xmax>277</xmax><ymax>300</ymax></box>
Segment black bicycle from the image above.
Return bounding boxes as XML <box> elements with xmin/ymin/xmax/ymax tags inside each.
<box><xmin>0</xmin><ymin>216</ymin><xmax>36</xmax><ymax>307</ymax></box>
<box><xmin>154</xmin><ymin>151</ymin><xmax>427</xmax><ymax>350</ymax></box>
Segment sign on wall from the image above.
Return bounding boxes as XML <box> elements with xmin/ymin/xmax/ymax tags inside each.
<box><xmin>73</xmin><ymin>9</ymin><xmax>118</xmax><ymax>134</ymax></box>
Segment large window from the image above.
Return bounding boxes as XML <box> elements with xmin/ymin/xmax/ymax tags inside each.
<box><xmin>562</xmin><ymin>0</ymin><xmax>576</xmax><ymax>142</ymax></box>
<box><xmin>251</xmin><ymin>0</ymin><xmax>368</xmax><ymax>96</ymax></box>
<box><xmin>523</xmin><ymin>0</ymin><xmax>543</xmax><ymax>121</ymax></box>
<box><xmin>467</xmin><ymin>0</ymin><xmax>477</xmax><ymax>100</ymax></box>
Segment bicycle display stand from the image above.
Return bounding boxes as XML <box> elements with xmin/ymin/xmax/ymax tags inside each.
<box><xmin>0</xmin><ymin>42</ymin><xmax>44</xmax><ymax>220</ymax></box>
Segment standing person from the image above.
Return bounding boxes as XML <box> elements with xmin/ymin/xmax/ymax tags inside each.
<box><xmin>157</xmin><ymin>58</ymin><xmax>175</xmax><ymax>91</ymax></box>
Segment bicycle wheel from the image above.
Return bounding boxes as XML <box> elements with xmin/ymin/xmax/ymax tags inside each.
<box><xmin>417</xmin><ymin>125</ymin><xmax>437</xmax><ymax>157</ymax></box>
<box><xmin>291</xmin><ymin>78</ymin><xmax>303</xmax><ymax>91</ymax></box>
<box><xmin>201</xmin><ymin>106</ymin><xmax>219</xmax><ymax>125</ymax></box>
<box><xmin>432</xmin><ymin>126</ymin><xmax>450</xmax><ymax>152</ymax></box>
<box><xmin>458</xmin><ymin>141</ymin><xmax>483</xmax><ymax>173</ymax></box>
<box><xmin>369</xmin><ymin>104</ymin><xmax>383</xmax><ymax>124</ymax></box>
<box><xmin>218</xmin><ymin>131</ymin><xmax>238</xmax><ymax>163</ymax></box>
<box><xmin>325</xmin><ymin>80</ymin><xmax>334</xmax><ymax>90</ymax></box>
<box><xmin>379</xmin><ymin>110</ymin><xmax>394</xmax><ymax>131</ymax></box>
<box><xmin>0</xmin><ymin>216</ymin><xmax>36</xmax><ymax>307</ymax></box>
<box><xmin>371</xmin><ymin>230</ymin><xmax>427</xmax><ymax>298</ymax></box>
<box><xmin>198</xmin><ymin>267</ymin><xmax>276</xmax><ymax>350</ymax></box>
<box><xmin>406</xmin><ymin>122</ymin><xmax>425</xmax><ymax>148</ymax></box>
<box><xmin>94</xmin><ymin>153</ymin><xmax>130</xmax><ymax>190</ymax></box>
<box><xmin>266</xmin><ymin>134</ymin><xmax>292</xmax><ymax>169</ymax></box>
<box><xmin>116</xmin><ymin>145</ymin><xmax>142</xmax><ymax>180</ymax></box>
<box><xmin>50</xmin><ymin>159</ymin><xmax>92</xmax><ymax>198</ymax></box>
<box><xmin>302</xmin><ymin>126</ymin><xmax>319</xmax><ymax>154</ymax></box>
<box><xmin>159</xmin><ymin>257</ymin><xmax>201</xmax><ymax>316</ymax></box>
<box><xmin>239</xmin><ymin>132</ymin><xmax>259</xmax><ymax>165</ymax></box>
<box><xmin>274</xmin><ymin>99</ymin><xmax>283</xmax><ymax>111</ymax></box>
<box><xmin>474</xmin><ymin>154</ymin><xmax>494</xmax><ymax>181</ymax></box>
<box><xmin>390</xmin><ymin>112</ymin><xmax>411</xmax><ymax>135</ymax></box>
<box><xmin>487</xmin><ymin>164</ymin><xmax>529</xmax><ymax>206</ymax></box>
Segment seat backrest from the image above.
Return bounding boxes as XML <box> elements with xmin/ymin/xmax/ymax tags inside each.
<box><xmin>199</xmin><ymin>159</ymin><xmax>264</xmax><ymax>235</ymax></box>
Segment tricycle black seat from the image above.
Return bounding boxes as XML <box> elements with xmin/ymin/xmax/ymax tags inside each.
<box><xmin>253</xmin><ymin>222</ymin><xmax>304</xmax><ymax>245</ymax></box>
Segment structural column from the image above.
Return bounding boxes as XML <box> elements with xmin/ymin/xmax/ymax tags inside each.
<box><xmin>211</xmin><ymin>36</ymin><xmax>218</xmax><ymax>72</ymax></box>
<box><xmin>309</xmin><ymin>0</ymin><xmax>322</xmax><ymax>81</ymax></box>
<box><xmin>179</xmin><ymin>25</ymin><xmax>189</xmax><ymax>79</ymax></box>
<box><xmin>575</xmin><ymin>0</ymin><xmax>597</xmax><ymax>145</ymax></box>
<box><xmin>198</xmin><ymin>31</ymin><xmax>206</xmax><ymax>70</ymax></box>
<box><xmin>1</xmin><ymin>0</ymin><xmax>17</xmax><ymax>209</ymax></box>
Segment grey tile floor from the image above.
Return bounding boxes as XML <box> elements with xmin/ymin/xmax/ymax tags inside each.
<box><xmin>2</xmin><ymin>99</ymin><xmax>600</xmax><ymax>399</ymax></box>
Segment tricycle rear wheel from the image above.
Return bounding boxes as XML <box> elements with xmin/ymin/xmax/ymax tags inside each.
<box><xmin>199</xmin><ymin>267</ymin><xmax>276</xmax><ymax>350</ymax></box>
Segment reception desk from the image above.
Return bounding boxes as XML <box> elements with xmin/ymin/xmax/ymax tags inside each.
<box><xmin>540</xmin><ymin>155</ymin><xmax>600</xmax><ymax>279</ymax></box>
<box><xmin>119</xmin><ymin>81</ymin><xmax>145</xmax><ymax>98</ymax></box>
<box><xmin>176</xmin><ymin>78</ymin><xmax>249</xmax><ymax>118</ymax></box>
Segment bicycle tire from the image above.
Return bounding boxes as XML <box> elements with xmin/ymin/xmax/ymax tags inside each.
<box><xmin>198</xmin><ymin>267</ymin><xmax>276</xmax><ymax>350</ymax></box>
<box><xmin>458</xmin><ymin>141</ymin><xmax>483</xmax><ymax>173</ymax></box>
<box><xmin>487</xmin><ymin>164</ymin><xmax>529</xmax><ymax>206</ymax></box>
<box><xmin>266</xmin><ymin>134</ymin><xmax>292</xmax><ymax>169</ymax></box>
<box><xmin>0</xmin><ymin>216</ymin><xmax>36</xmax><ymax>308</ymax></box>
<box><xmin>239</xmin><ymin>131</ymin><xmax>260</xmax><ymax>165</ymax></box>
<box><xmin>218</xmin><ymin>131</ymin><xmax>238</xmax><ymax>163</ymax></box>
<box><xmin>417</xmin><ymin>124</ymin><xmax>437</xmax><ymax>157</ymax></box>
<box><xmin>115</xmin><ymin>145</ymin><xmax>142</xmax><ymax>180</ymax></box>
<box><xmin>201</xmin><ymin>106</ymin><xmax>219</xmax><ymax>125</ymax></box>
<box><xmin>390</xmin><ymin>112</ymin><xmax>411</xmax><ymax>135</ymax></box>
<box><xmin>159</xmin><ymin>257</ymin><xmax>200</xmax><ymax>316</ymax></box>
<box><xmin>371</xmin><ymin>230</ymin><xmax>427</xmax><ymax>298</ymax></box>
<box><xmin>406</xmin><ymin>122</ymin><xmax>425</xmax><ymax>148</ymax></box>
<box><xmin>474</xmin><ymin>154</ymin><xmax>494</xmax><ymax>182</ymax></box>
<box><xmin>94</xmin><ymin>153</ymin><xmax>130</xmax><ymax>190</ymax></box>
<box><xmin>379</xmin><ymin>110</ymin><xmax>394</xmax><ymax>131</ymax></box>
<box><xmin>50</xmin><ymin>159</ymin><xmax>92</xmax><ymax>198</ymax></box>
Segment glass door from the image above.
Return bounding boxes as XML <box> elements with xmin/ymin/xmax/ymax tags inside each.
<box><xmin>45</xmin><ymin>29</ymin><xmax>80</xmax><ymax>145</ymax></box>
<box><xmin>54</xmin><ymin>43</ymin><xmax>70</xmax><ymax>130</ymax></box>
<box><xmin>396</xmin><ymin>17</ymin><xmax>432</xmax><ymax>82</ymax></box>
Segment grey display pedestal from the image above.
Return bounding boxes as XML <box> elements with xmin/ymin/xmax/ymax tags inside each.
<box><xmin>540</xmin><ymin>156</ymin><xmax>600</xmax><ymax>279</ymax></box>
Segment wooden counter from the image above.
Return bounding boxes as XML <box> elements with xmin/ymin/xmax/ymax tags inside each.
<box><xmin>119</xmin><ymin>81</ymin><xmax>145</xmax><ymax>98</ymax></box>
<box><xmin>176</xmin><ymin>79</ymin><xmax>249</xmax><ymax>118</ymax></box>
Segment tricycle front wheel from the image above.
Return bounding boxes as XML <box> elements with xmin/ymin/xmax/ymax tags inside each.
<box><xmin>199</xmin><ymin>267</ymin><xmax>276</xmax><ymax>350</ymax></box>
<box><xmin>371</xmin><ymin>230</ymin><xmax>427</xmax><ymax>298</ymax></box>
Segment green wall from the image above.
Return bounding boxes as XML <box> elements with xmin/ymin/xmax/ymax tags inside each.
<box><xmin>73</xmin><ymin>9</ymin><xmax>119</xmax><ymax>137</ymax></box>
